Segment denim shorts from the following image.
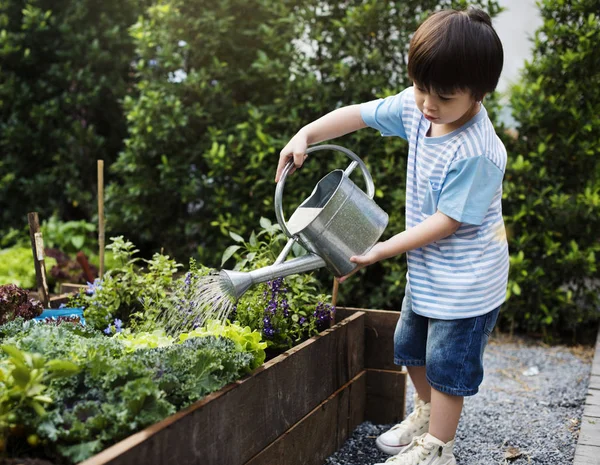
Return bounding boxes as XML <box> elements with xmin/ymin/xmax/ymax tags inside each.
<box><xmin>394</xmin><ymin>285</ymin><xmax>500</xmax><ymax>397</ymax></box>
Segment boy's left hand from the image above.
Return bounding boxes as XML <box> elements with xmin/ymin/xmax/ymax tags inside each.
<box><xmin>338</xmin><ymin>245</ymin><xmax>383</xmax><ymax>283</ymax></box>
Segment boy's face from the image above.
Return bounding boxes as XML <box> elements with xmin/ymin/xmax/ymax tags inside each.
<box><xmin>413</xmin><ymin>83</ymin><xmax>479</xmax><ymax>130</ymax></box>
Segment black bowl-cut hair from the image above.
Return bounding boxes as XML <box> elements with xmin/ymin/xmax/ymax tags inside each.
<box><xmin>408</xmin><ymin>7</ymin><xmax>504</xmax><ymax>101</ymax></box>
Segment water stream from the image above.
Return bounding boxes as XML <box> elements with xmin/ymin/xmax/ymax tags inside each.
<box><xmin>157</xmin><ymin>273</ymin><xmax>237</xmax><ymax>336</ymax></box>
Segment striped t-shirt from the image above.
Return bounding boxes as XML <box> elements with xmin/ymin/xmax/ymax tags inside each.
<box><xmin>360</xmin><ymin>86</ymin><xmax>509</xmax><ymax>320</ymax></box>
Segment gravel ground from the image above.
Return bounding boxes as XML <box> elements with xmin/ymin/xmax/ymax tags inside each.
<box><xmin>325</xmin><ymin>334</ymin><xmax>595</xmax><ymax>465</ymax></box>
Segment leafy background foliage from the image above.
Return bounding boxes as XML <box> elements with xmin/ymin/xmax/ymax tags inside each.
<box><xmin>0</xmin><ymin>0</ymin><xmax>598</xmax><ymax>342</ymax></box>
<box><xmin>498</xmin><ymin>0</ymin><xmax>600</xmax><ymax>341</ymax></box>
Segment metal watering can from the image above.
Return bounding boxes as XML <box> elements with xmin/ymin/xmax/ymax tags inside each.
<box><xmin>219</xmin><ymin>144</ymin><xmax>389</xmax><ymax>301</ymax></box>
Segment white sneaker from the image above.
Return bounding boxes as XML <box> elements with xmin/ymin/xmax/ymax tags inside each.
<box><xmin>374</xmin><ymin>433</ymin><xmax>457</xmax><ymax>465</ymax></box>
<box><xmin>375</xmin><ymin>394</ymin><xmax>431</xmax><ymax>455</ymax></box>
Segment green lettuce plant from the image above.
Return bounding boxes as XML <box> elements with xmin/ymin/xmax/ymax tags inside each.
<box><xmin>0</xmin><ymin>345</ymin><xmax>79</xmax><ymax>453</ymax></box>
<box><xmin>180</xmin><ymin>320</ymin><xmax>267</xmax><ymax>370</ymax></box>
<box><xmin>1</xmin><ymin>320</ymin><xmax>256</xmax><ymax>463</ymax></box>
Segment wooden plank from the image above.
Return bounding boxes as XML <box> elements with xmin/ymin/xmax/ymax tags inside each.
<box><xmin>573</xmin><ymin>443</ymin><xmax>600</xmax><ymax>465</ymax></box>
<box><xmin>586</xmin><ymin>389</ymin><xmax>600</xmax><ymax>407</ymax></box>
<box><xmin>49</xmin><ymin>294</ymin><xmax>74</xmax><ymax>309</ymax></box>
<box><xmin>245</xmin><ymin>371</ymin><xmax>366</xmax><ymax>465</ymax></box>
<box><xmin>97</xmin><ymin>160</ymin><xmax>106</xmax><ymax>279</ymax></box>
<box><xmin>584</xmin><ymin>402</ymin><xmax>600</xmax><ymax>419</ymax></box>
<box><xmin>365</xmin><ymin>369</ymin><xmax>406</xmax><ymax>425</ymax></box>
<box><xmin>336</xmin><ymin>307</ymin><xmax>401</xmax><ymax>371</ymax></box>
<box><xmin>27</xmin><ymin>212</ymin><xmax>50</xmax><ymax>308</ymax></box>
<box><xmin>578</xmin><ymin>415</ymin><xmax>600</xmax><ymax>448</ymax></box>
<box><xmin>80</xmin><ymin>311</ymin><xmax>365</xmax><ymax>465</ymax></box>
<box><xmin>574</xmin><ymin>328</ymin><xmax>600</xmax><ymax>464</ymax></box>
<box><xmin>592</xmin><ymin>346</ymin><xmax>600</xmax><ymax>377</ymax></box>
<box><xmin>589</xmin><ymin>374</ymin><xmax>600</xmax><ymax>391</ymax></box>
<box><xmin>59</xmin><ymin>283</ymin><xmax>88</xmax><ymax>294</ymax></box>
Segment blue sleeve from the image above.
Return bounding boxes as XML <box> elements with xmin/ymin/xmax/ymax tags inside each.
<box><xmin>359</xmin><ymin>88</ymin><xmax>409</xmax><ymax>140</ymax></box>
<box><xmin>437</xmin><ymin>156</ymin><xmax>504</xmax><ymax>225</ymax></box>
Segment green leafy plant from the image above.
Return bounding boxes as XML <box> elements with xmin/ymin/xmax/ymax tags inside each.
<box><xmin>0</xmin><ymin>319</ymin><xmax>257</xmax><ymax>463</ymax></box>
<box><xmin>0</xmin><ymin>0</ymin><xmax>150</xmax><ymax>235</ymax></box>
<box><xmin>41</xmin><ymin>215</ymin><xmax>97</xmax><ymax>257</ymax></box>
<box><xmin>180</xmin><ymin>320</ymin><xmax>267</xmax><ymax>370</ymax></box>
<box><xmin>68</xmin><ymin>236</ymin><xmax>181</xmax><ymax>331</ymax></box>
<box><xmin>0</xmin><ymin>247</ymin><xmax>57</xmax><ymax>289</ymax></box>
<box><xmin>224</xmin><ymin>218</ymin><xmax>335</xmax><ymax>352</ymax></box>
<box><xmin>0</xmin><ymin>345</ymin><xmax>79</xmax><ymax>453</ymax></box>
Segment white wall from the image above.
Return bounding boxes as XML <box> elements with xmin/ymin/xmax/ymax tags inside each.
<box><xmin>493</xmin><ymin>0</ymin><xmax>543</xmax><ymax>98</ymax></box>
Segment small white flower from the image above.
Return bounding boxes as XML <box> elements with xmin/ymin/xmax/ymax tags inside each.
<box><xmin>168</xmin><ymin>69</ymin><xmax>188</xmax><ymax>83</ymax></box>
<box><xmin>178</xmin><ymin>40</ymin><xmax>188</xmax><ymax>47</ymax></box>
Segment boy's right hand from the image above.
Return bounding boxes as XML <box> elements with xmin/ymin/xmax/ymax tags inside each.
<box><xmin>275</xmin><ymin>132</ymin><xmax>309</xmax><ymax>182</ymax></box>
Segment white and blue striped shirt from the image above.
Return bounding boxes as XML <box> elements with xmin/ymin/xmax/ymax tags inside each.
<box><xmin>360</xmin><ymin>87</ymin><xmax>509</xmax><ymax>319</ymax></box>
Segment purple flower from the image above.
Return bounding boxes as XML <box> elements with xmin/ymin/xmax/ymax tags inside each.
<box><xmin>114</xmin><ymin>318</ymin><xmax>123</xmax><ymax>333</ymax></box>
<box><xmin>103</xmin><ymin>326</ymin><xmax>112</xmax><ymax>335</ymax></box>
<box><xmin>262</xmin><ymin>314</ymin><xmax>276</xmax><ymax>339</ymax></box>
<box><xmin>86</xmin><ymin>278</ymin><xmax>103</xmax><ymax>296</ymax></box>
<box><xmin>299</xmin><ymin>317</ymin><xmax>306</xmax><ymax>325</ymax></box>
<box><xmin>59</xmin><ymin>303</ymin><xmax>67</xmax><ymax>309</ymax></box>
<box><xmin>281</xmin><ymin>299</ymin><xmax>289</xmax><ymax>317</ymax></box>
<box><xmin>313</xmin><ymin>301</ymin><xmax>334</xmax><ymax>331</ymax></box>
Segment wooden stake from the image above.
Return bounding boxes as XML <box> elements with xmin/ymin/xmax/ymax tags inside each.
<box><xmin>27</xmin><ymin>212</ymin><xmax>50</xmax><ymax>308</ymax></box>
<box><xmin>331</xmin><ymin>278</ymin><xmax>339</xmax><ymax>307</ymax></box>
<box><xmin>330</xmin><ymin>278</ymin><xmax>340</xmax><ymax>326</ymax></box>
<box><xmin>97</xmin><ymin>160</ymin><xmax>105</xmax><ymax>279</ymax></box>
<box><xmin>76</xmin><ymin>251</ymin><xmax>95</xmax><ymax>283</ymax></box>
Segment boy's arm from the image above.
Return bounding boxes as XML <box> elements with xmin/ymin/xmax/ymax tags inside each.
<box><xmin>338</xmin><ymin>211</ymin><xmax>461</xmax><ymax>283</ymax></box>
<box><xmin>275</xmin><ymin>105</ymin><xmax>367</xmax><ymax>182</ymax></box>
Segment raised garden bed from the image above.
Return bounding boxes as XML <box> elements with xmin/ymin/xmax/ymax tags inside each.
<box><xmin>75</xmin><ymin>308</ymin><xmax>405</xmax><ymax>465</ymax></box>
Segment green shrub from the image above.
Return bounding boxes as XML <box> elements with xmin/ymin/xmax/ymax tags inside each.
<box><xmin>500</xmin><ymin>0</ymin><xmax>600</xmax><ymax>342</ymax></box>
<box><xmin>0</xmin><ymin>0</ymin><xmax>149</xmax><ymax>233</ymax></box>
<box><xmin>0</xmin><ymin>247</ymin><xmax>57</xmax><ymax>290</ymax></box>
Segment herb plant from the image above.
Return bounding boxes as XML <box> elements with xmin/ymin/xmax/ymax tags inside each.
<box><xmin>225</xmin><ymin>218</ymin><xmax>335</xmax><ymax>352</ymax></box>
<box><xmin>68</xmin><ymin>236</ymin><xmax>181</xmax><ymax>331</ymax></box>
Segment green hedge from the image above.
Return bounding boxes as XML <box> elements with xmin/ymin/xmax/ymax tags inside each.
<box><xmin>499</xmin><ymin>0</ymin><xmax>600</xmax><ymax>342</ymax></box>
<box><xmin>0</xmin><ymin>0</ymin><xmax>148</xmax><ymax>229</ymax></box>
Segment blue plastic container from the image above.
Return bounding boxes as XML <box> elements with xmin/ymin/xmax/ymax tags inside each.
<box><xmin>34</xmin><ymin>307</ymin><xmax>86</xmax><ymax>325</ymax></box>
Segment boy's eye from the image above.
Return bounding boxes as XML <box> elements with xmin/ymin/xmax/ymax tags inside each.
<box><xmin>439</xmin><ymin>96</ymin><xmax>452</xmax><ymax>101</ymax></box>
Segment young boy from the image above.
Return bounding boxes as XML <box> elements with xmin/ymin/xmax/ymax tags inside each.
<box><xmin>275</xmin><ymin>7</ymin><xmax>507</xmax><ymax>465</ymax></box>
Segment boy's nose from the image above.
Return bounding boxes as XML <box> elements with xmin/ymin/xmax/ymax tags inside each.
<box><xmin>423</xmin><ymin>97</ymin><xmax>437</xmax><ymax>112</ymax></box>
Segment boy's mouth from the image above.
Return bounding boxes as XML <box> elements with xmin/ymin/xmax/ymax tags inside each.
<box><xmin>424</xmin><ymin>113</ymin><xmax>438</xmax><ymax>122</ymax></box>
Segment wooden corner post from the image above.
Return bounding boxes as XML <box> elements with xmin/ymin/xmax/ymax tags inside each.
<box><xmin>27</xmin><ymin>212</ymin><xmax>50</xmax><ymax>308</ymax></box>
<box><xmin>98</xmin><ymin>160</ymin><xmax>105</xmax><ymax>279</ymax></box>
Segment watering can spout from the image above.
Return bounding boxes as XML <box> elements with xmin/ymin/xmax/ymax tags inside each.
<box><xmin>219</xmin><ymin>253</ymin><xmax>327</xmax><ymax>301</ymax></box>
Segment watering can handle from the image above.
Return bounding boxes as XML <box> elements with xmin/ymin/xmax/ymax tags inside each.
<box><xmin>274</xmin><ymin>144</ymin><xmax>376</xmax><ymax>238</ymax></box>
